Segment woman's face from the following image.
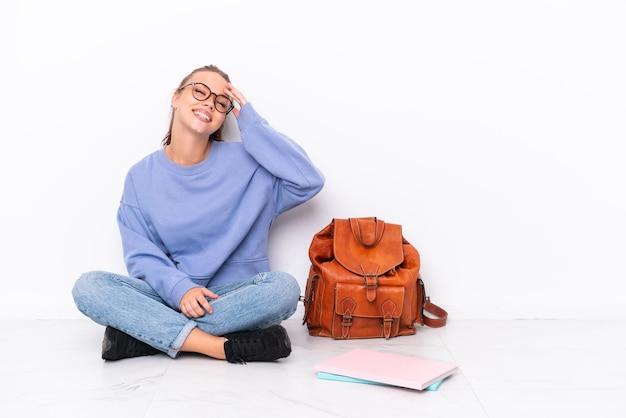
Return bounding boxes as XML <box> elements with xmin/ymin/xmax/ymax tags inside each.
<box><xmin>171</xmin><ymin>70</ymin><xmax>231</xmax><ymax>138</ymax></box>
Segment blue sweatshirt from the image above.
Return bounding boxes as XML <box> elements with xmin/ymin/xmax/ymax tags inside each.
<box><xmin>117</xmin><ymin>104</ymin><xmax>325</xmax><ymax>309</ymax></box>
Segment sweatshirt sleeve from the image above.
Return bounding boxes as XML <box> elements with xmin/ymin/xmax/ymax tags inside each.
<box><xmin>117</xmin><ymin>173</ymin><xmax>199</xmax><ymax>309</ymax></box>
<box><xmin>236</xmin><ymin>103</ymin><xmax>325</xmax><ymax>215</ymax></box>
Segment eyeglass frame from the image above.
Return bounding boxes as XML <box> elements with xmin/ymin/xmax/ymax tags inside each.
<box><xmin>178</xmin><ymin>82</ymin><xmax>235</xmax><ymax>114</ymax></box>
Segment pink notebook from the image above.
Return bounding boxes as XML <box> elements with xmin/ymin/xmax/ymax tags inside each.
<box><xmin>314</xmin><ymin>349</ymin><xmax>458</xmax><ymax>391</ymax></box>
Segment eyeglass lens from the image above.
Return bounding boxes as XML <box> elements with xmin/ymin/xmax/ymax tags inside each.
<box><xmin>189</xmin><ymin>83</ymin><xmax>233</xmax><ymax>113</ymax></box>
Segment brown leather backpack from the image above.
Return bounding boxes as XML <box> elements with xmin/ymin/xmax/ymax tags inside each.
<box><xmin>302</xmin><ymin>217</ymin><xmax>447</xmax><ymax>339</ymax></box>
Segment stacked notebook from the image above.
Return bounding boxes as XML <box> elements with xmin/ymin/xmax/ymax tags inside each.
<box><xmin>314</xmin><ymin>349</ymin><xmax>458</xmax><ymax>391</ymax></box>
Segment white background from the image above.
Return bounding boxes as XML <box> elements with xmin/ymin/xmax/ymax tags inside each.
<box><xmin>1</xmin><ymin>0</ymin><xmax>624</xmax><ymax>320</ymax></box>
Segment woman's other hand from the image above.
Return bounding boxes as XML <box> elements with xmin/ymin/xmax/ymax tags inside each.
<box><xmin>225</xmin><ymin>83</ymin><xmax>248</xmax><ymax>117</ymax></box>
<box><xmin>180</xmin><ymin>287</ymin><xmax>218</xmax><ymax>318</ymax></box>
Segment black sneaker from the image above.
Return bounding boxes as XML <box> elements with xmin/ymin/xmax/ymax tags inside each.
<box><xmin>223</xmin><ymin>325</ymin><xmax>292</xmax><ymax>364</ymax></box>
<box><xmin>101</xmin><ymin>326</ymin><xmax>160</xmax><ymax>361</ymax></box>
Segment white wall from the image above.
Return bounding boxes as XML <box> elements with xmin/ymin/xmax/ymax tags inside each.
<box><xmin>1</xmin><ymin>0</ymin><xmax>624</xmax><ymax>320</ymax></box>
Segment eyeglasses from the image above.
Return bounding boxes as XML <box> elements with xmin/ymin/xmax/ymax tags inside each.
<box><xmin>178</xmin><ymin>82</ymin><xmax>234</xmax><ymax>114</ymax></box>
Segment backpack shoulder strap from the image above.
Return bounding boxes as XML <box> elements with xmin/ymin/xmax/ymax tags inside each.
<box><xmin>423</xmin><ymin>298</ymin><xmax>448</xmax><ymax>328</ymax></box>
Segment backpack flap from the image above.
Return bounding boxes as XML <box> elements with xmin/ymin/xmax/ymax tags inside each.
<box><xmin>333</xmin><ymin>217</ymin><xmax>404</xmax><ymax>280</ymax></box>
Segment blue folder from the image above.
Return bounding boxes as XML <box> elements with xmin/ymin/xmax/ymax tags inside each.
<box><xmin>316</xmin><ymin>371</ymin><xmax>444</xmax><ymax>391</ymax></box>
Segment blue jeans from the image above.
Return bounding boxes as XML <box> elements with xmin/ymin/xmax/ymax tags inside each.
<box><xmin>72</xmin><ymin>270</ymin><xmax>301</xmax><ymax>358</ymax></box>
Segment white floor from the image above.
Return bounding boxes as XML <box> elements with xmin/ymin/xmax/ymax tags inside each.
<box><xmin>2</xmin><ymin>309</ymin><xmax>625</xmax><ymax>418</ymax></box>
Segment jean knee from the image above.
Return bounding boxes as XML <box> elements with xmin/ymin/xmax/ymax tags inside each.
<box><xmin>72</xmin><ymin>270</ymin><xmax>110</xmax><ymax>306</ymax></box>
<box><xmin>72</xmin><ymin>271</ymin><xmax>91</xmax><ymax>301</ymax></box>
<box><xmin>277</xmin><ymin>273</ymin><xmax>301</xmax><ymax>315</ymax></box>
<box><xmin>268</xmin><ymin>271</ymin><xmax>301</xmax><ymax>301</ymax></box>
<box><xmin>285</xmin><ymin>273</ymin><xmax>302</xmax><ymax>301</ymax></box>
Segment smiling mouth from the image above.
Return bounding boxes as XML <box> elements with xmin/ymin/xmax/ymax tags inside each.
<box><xmin>193</xmin><ymin>111</ymin><xmax>211</xmax><ymax>122</ymax></box>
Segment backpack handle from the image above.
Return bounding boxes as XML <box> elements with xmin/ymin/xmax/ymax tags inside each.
<box><xmin>350</xmin><ymin>217</ymin><xmax>385</xmax><ymax>248</ymax></box>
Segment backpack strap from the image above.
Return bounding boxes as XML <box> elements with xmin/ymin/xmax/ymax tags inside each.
<box><xmin>423</xmin><ymin>298</ymin><xmax>448</xmax><ymax>328</ymax></box>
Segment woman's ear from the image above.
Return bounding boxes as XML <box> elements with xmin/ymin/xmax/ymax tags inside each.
<box><xmin>171</xmin><ymin>91</ymin><xmax>180</xmax><ymax>110</ymax></box>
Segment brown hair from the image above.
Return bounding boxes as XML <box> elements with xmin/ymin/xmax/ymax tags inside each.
<box><xmin>161</xmin><ymin>65</ymin><xmax>231</xmax><ymax>147</ymax></box>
